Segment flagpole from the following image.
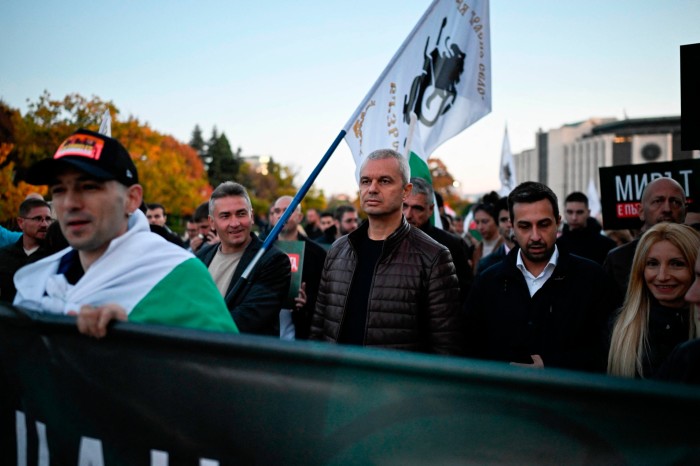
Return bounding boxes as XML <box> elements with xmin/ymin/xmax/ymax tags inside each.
<box><xmin>225</xmin><ymin>129</ymin><xmax>347</xmax><ymax>305</ymax></box>
<box><xmin>343</xmin><ymin>0</ymin><xmax>441</xmax><ymax>132</ymax></box>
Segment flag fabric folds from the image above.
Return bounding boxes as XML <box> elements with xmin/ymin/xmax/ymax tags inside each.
<box><xmin>98</xmin><ymin>109</ymin><xmax>112</xmax><ymax>137</ymax></box>
<box><xmin>498</xmin><ymin>125</ymin><xmax>516</xmax><ymax>196</ymax></box>
<box><xmin>343</xmin><ymin>0</ymin><xmax>491</xmax><ymax>181</ymax></box>
<box><xmin>587</xmin><ymin>177</ymin><xmax>602</xmax><ymax>218</ymax></box>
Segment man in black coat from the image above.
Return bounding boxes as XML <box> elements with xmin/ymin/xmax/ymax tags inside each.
<box><xmin>265</xmin><ymin>195</ymin><xmax>327</xmax><ymax>340</ymax></box>
<box><xmin>197</xmin><ymin>182</ymin><xmax>291</xmax><ymax>336</ymax></box>
<box><xmin>464</xmin><ymin>182</ymin><xmax>617</xmax><ymax>373</ymax></box>
<box><xmin>403</xmin><ymin>177</ymin><xmax>473</xmax><ymax>304</ymax></box>
<box><xmin>0</xmin><ymin>198</ymin><xmax>53</xmax><ymax>302</ymax></box>
<box><xmin>556</xmin><ymin>192</ymin><xmax>616</xmax><ymax>265</ymax></box>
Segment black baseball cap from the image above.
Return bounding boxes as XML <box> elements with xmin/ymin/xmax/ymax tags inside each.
<box><xmin>25</xmin><ymin>128</ymin><xmax>139</xmax><ymax>186</ymax></box>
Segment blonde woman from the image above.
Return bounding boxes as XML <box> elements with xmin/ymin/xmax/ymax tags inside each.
<box><xmin>608</xmin><ymin>223</ymin><xmax>700</xmax><ymax>378</ymax></box>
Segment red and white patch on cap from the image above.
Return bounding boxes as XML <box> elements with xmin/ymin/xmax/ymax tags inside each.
<box><xmin>54</xmin><ymin>134</ymin><xmax>104</xmax><ymax>160</ymax></box>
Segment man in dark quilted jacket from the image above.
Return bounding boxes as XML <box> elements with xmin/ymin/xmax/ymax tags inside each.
<box><xmin>310</xmin><ymin>149</ymin><xmax>463</xmax><ymax>355</ymax></box>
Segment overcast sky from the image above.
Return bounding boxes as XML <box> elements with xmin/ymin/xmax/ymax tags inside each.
<box><xmin>3</xmin><ymin>0</ymin><xmax>698</xmax><ymax>199</ymax></box>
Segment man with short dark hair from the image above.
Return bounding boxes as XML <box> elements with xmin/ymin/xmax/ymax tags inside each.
<box><xmin>314</xmin><ymin>205</ymin><xmax>358</xmax><ymax>249</ymax></box>
<box><xmin>311</xmin><ymin>149</ymin><xmax>462</xmax><ymax>354</ymax></box>
<box><xmin>197</xmin><ymin>181</ymin><xmax>291</xmax><ymax>336</ymax></box>
<box><xmin>477</xmin><ymin>196</ymin><xmax>517</xmax><ymax>274</ymax></box>
<box><xmin>13</xmin><ymin>128</ymin><xmax>236</xmax><ymax>337</ymax></box>
<box><xmin>556</xmin><ymin>191</ymin><xmax>616</xmax><ymax>265</ymax></box>
<box><xmin>403</xmin><ymin>177</ymin><xmax>473</xmax><ymax>304</ymax></box>
<box><xmin>319</xmin><ymin>211</ymin><xmax>335</xmax><ymax>232</ymax></box>
<box><xmin>146</xmin><ymin>203</ymin><xmax>167</xmax><ymax>227</ymax></box>
<box><xmin>603</xmin><ymin>177</ymin><xmax>687</xmax><ymax>297</ymax></box>
<box><xmin>189</xmin><ymin>201</ymin><xmax>218</xmax><ymax>253</ymax></box>
<box><xmin>0</xmin><ymin>198</ymin><xmax>53</xmax><ymax>302</ymax></box>
<box><xmin>303</xmin><ymin>208</ymin><xmax>323</xmax><ymax>240</ymax></box>
<box><xmin>336</xmin><ymin>205</ymin><xmax>359</xmax><ymax>236</ymax></box>
<box><xmin>464</xmin><ymin>181</ymin><xmax>616</xmax><ymax>372</ymax></box>
<box><xmin>182</xmin><ymin>215</ymin><xmax>198</xmax><ymax>250</ymax></box>
<box><xmin>146</xmin><ymin>202</ymin><xmax>184</xmax><ymax>247</ymax></box>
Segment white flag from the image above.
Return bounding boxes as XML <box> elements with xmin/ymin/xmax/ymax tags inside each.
<box><xmin>98</xmin><ymin>109</ymin><xmax>112</xmax><ymax>137</ymax></box>
<box><xmin>587</xmin><ymin>178</ymin><xmax>602</xmax><ymax>218</ymax></box>
<box><xmin>498</xmin><ymin>125</ymin><xmax>516</xmax><ymax>196</ymax></box>
<box><xmin>343</xmin><ymin>0</ymin><xmax>491</xmax><ymax>181</ymax></box>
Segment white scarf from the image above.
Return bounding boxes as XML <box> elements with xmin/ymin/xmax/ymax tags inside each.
<box><xmin>13</xmin><ymin>210</ymin><xmax>193</xmax><ymax>315</ymax></box>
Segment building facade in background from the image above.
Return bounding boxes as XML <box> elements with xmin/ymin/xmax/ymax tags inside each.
<box><xmin>514</xmin><ymin>116</ymin><xmax>699</xmax><ymax>210</ymax></box>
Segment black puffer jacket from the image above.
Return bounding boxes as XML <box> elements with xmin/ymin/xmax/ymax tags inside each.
<box><xmin>310</xmin><ymin>218</ymin><xmax>463</xmax><ymax>355</ymax></box>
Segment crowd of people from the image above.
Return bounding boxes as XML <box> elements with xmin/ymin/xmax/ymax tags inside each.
<box><xmin>1</xmin><ymin>128</ymin><xmax>698</xmax><ymax>384</ymax></box>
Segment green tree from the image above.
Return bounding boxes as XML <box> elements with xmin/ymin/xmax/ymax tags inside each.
<box><xmin>206</xmin><ymin>129</ymin><xmax>240</xmax><ymax>188</ymax></box>
<box><xmin>237</xmin><ymin>156</ymin><xmax>297</xmax><ymax>217</ymax></box>
<box><xmin>300</xmin><ymin>186</ymin><xmax>327</xmax><ymax>213</ymax></box>
<box><xmin>189</xmin><ymin>124</ymin><xmax>206</xmax><ymax>164</ymax></box>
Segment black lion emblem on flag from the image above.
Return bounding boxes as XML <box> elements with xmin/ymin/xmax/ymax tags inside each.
<box><xmin>403</xmin><ymin>18</ymin><xmax>466</xmax><ymax>127</ymax></box>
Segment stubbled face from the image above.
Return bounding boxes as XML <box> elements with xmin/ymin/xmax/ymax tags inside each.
<box><xmin>474</xmin><ymin>210</ymin><xmax>498</xmax><ymax>241</ymax></box>
<box><xmin>146</xmin><ymin>207</ymin><xmax>166</xmax><ymax>226</ymax></box>
<box><xmin>403</xmin><ymin>193</ymin><xmax>432</xmax><ymax>228</ymax></box>
<box><xmin>270</xmin><ymin>198</ymin><xmax>301</xmax><ymax>236</ymax></box>
<box><xmin>306</xmin><ymin>209</ymin><xmax>319</xmax><ymax>226</ymax></box>
<box><xmin>197</xmin><ymin>219</ymin><xmax>211</xmax><ymax>236</ymax></box>
<box><xmin>644</xmin><ymin>240</ymin><xmax>693</xmax><ymax>308</ymax></box>
<box><xmin>685</xmin><ymin>256</ymin><xmax>700</xmax><ymax>307</ymax></box>
<box><xmin>359</xmin><ymin>157</ymin><xmax>411</xmax><ymax>219</ymax></box>
<box><xmin>639</xmin><ymin>179</ymin><xmax>686</xmax><ymax>229</ymax></box>
<box><xmin>18</xmin><ymin>206</ymin><xmax>52</xmax><ymax>242</ymax></box>
<box><xmin>185</xmin><ymin>221</ymin><xmax>198</xmax><ymax>240</ymax></box>
<box><xmin>210</xmin><ymin>195</ymin><xmax>253</xmax><ymax>253</ymax></box>
<box><xmin>497</xmin><ymin>208</ymin><xmax>514</xmax><ymax>244</ymax></box>
<box><xmin>339</xmin><ymin>211</ymin><xmax>359</xmax><ymax>235</ymax></box>
<box><xmin>50</xmin><ymin>168</ymin><xmax>138</xmax><ymax>256</ymax></box>
<box><xmin>565</xmin><ymin>201</ymin><xmax>589</xmax><ymax>230</ymax></box>
<box><xmin>319</xmin><ymin>215</ymin><xmax>335</xmax><ymax>231</ymax></box>
<box><xmin>512</xmin><ymin>199</ymin><xmax>560</xmax><ymax>265</ymax></box>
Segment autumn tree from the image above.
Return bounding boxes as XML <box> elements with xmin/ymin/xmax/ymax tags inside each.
<box><xmin>0</xmin><ymin>92</ymin><xmax>114</xmax><ymax>222</ymax></box>
<box><xmin>114</xmin><ymin>118</ymin><xmax>212</xmax><ymax>217</ymax></box>
<box><xmin>0</xmin><ymin>102</ymin><xmax>47</xmax><ymax>222</ymax></box>
<box><xmin>0</xmin><ymin>93</ymin><xmax>212</xmax><ymax>222</ymax></box>
<box><xmin>427</xmin><ymin>157</ymin><xmax>470</xmax><ymax>216</ymax></box>
<box><xmin>235</xmin><ymin>156</ymin><xmax>297</xmax><ymax>217</ymax></box>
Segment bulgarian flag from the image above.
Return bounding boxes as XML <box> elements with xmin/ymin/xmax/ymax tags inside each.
<box><xmin>13</xmin><ymin>210</ymin><xmax>237</xmax><ymax>333</ymax></box>
<box><xmin>344</xmin><ymin>0</ymin><xmax>492</xmax><ymax>190</ymax></box>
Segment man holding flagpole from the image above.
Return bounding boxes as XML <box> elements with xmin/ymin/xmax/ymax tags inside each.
<box><xmin>310</xmin><ymin>149</ymin><xmax>463</xmax><ymax>355</ymax></box>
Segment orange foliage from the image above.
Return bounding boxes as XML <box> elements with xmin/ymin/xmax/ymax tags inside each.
<box><xmin>113</xmin><ymin>119</ymin><xmax>211</xmax><ymax>216</ymax></box>
<box><xmin>0</xmin><ymin>143</ymin><xmax>48</xmax><ymax>222</ymax></box>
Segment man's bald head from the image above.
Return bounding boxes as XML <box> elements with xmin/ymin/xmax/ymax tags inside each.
<box><xmin>638</xmin><ymin>177</ymin><xmax>686</xmax><ymax>230</ymax></box>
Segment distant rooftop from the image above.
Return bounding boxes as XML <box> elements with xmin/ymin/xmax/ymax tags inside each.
<box><xmin>591</xmin><ymin>116</ymin><xmax>680</xmax><ymax>136</ymax></box>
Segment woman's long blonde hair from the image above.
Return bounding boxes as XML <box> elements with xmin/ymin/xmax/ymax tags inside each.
<box><xmin>608</xmin><ymin>223</ymin><xmax>700</xmax><ymax>378</ymax></box>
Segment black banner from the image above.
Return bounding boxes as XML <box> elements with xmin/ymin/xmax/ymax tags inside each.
<box><xmin>1</xmin><ymin>304</ymin><xmax>699</xmax><ymax>465</ymax></box>
<box><xmin>599</xmin><ymin>159</ymin><xmax>700</xmax><ymax>230</ymax></box>
<box><xmin>681</xmin><ymin>43</ymin><xmax>700</xmax><ymax>151</ymax></box>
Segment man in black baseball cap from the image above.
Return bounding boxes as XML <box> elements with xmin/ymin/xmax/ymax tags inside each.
<box><xmin>25</xmin><ymin>128</ymin><xmax>139</xmax><ymax>187</ymax></box>
<box><xmin>14</xmin><ymin>128</ymin><xmax>237</xmax><ymax>337</ymax></box>
<box><xmin>24</xmin><ymin>129</ymin><xmax>144</xmax><ymax>269</ymax></box>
